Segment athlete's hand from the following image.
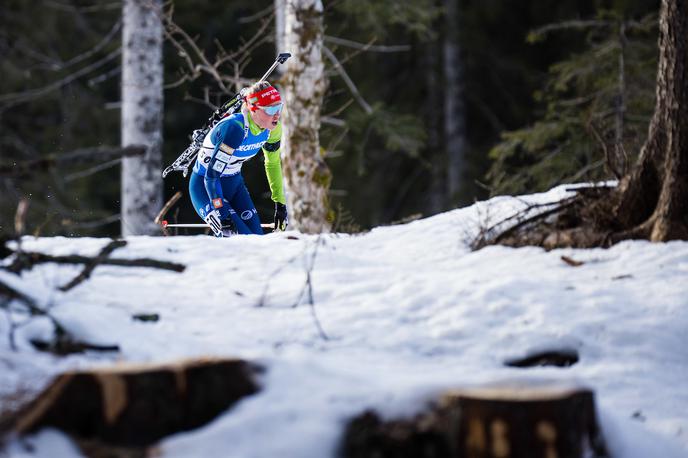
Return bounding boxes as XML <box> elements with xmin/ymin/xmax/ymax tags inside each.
<box><xmin>274</xmin><ymin>202</ymin><xmax>288</xmax><ymax>231</ymax></box>
<box><xmin>204</xmin><ymin>209</ymin><xmax>224</xmax><ymax>237</ymax></box>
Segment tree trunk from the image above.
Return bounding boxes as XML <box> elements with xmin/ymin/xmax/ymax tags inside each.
<box><xmin>121</xmin><ymin>0</ymin><xmax>164</xmax><ymax>236</ymax></box>
<box><xmin>282</xmin><ymin>0</ymin><xmax>332</xmax><ymax>233</ymax></box>
<box><xmin>443</xmin><ymin>0</ymin><xmax>467</xmax><ymax>205</ymax></box>
<box><xmin>614</xmin><ymin>0</ymin><xmax>688</xmax><ymax>241</ymax></box>
<box><xmin>426</xmin><ymin>11</ymin><xmax>447</xmax><ymax>215</ymax></box>
<box><xmin>275</xmin><ymin>0</ymin><xmax>286</xmax><ymax>67</ymax></box>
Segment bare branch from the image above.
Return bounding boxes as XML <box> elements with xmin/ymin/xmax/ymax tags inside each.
<box><xmin>325</xmin><ymin>126</ymin><xmax>350</xmax><ymax>157</ymax></box>
<box><xmin>530</xmin><ymin>19</ymin><xmax>611</xmax><ymax>39</ymax></box>
<box><xmin>58</xmin><ymin>19</ymin><xmax>122</xmax><ymax>72</ymax></box>
<box><xmin>0</xmin><ymin>47</ymin><xmax>122</xmax><ymax>109</ymax></box>
<box><xmin>321</xmin><ymin>116</ymin><xmax>347</xmax><ymax>127</ymax></box>
<box><xmin>62</xmin><ymin>214</ymin><xmax>121</xmax><ymax>231</ymax></box>
<box><xmin>238</xmin><ymin>4</ymin><xmax>274</xmax><ymax>24</ymax></box>
<box><xmin>325</xmin><ymin>35</ymin><xmax>411</xmax><ymax>52</ymax></box>
<box><xmin>155</xmin><ymin>191</ymin><xmax>183</xmax><ymax>237</ymax></box>
<box><xmin>64</xmin><ymin>158</ymin><xmax>123</xmax><ymax>182</ymax></box>
<box><xmin>160</xmin><ymin>4</ymin><xmax>273</xmax><ymax>103</ymax></box>
<box><xmin>14</xmin><ymin>199</ymin><xmax>29</xmax><ymax>237</ymax></box>
<box><xmin>87</xmin><ymin>65</ymin><xmax>122</xmax><ymax>87</ymax></box>
<box><xmin>324</xmin><ymin>98</ymin><xmax>354</xmax><ymax>118</ymax></box>
<box><xmin>43</xmin><ymin>1</ymin><xmax>122</xmax><ymax>13</ymax></box>
<box><xmin>323</xmin><ymin>46</ymin><xmax>373</xmax><ymax>115</ymax></box>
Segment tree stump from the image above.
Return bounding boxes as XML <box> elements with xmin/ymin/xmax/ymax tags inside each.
<box><xmin>442</xmin><ymin>382</ymin><xmax>608</xmax><ymax>458</ymax></box>
<box><xmin>1</xmin><ymin>357</ymin><xmax>261</xmax><ymax>447</ymax></box>
<box><xmin>342</xmin><ymin>381</ymin><xmax>609</xmax><ymax>458</ymax></box>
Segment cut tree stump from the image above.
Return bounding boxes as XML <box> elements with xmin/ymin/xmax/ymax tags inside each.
<box><xmin>1</xmin><ymin>357</ymin><xmax>261</xmax><ymax>447</ymax></box>
<box><xmin>342</xmin><ymin>381</ymin><xmax>609</xmax><ymax>458</ymax></box>
<box><xmin>443</xmin><ymin>382</ymin><xmax>608</xmax><ymax>458</ymax></box>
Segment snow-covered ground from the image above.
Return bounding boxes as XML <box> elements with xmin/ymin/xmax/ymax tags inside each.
<box><xmin>1</xmin><ymin>185</ymin><xmax>687</xmax><ymax>457</ymax></box>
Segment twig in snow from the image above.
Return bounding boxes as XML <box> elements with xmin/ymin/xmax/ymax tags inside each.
<box><xmin>257</xmin><ymin>236</ymin><xmax>329</xmax><ymax>341</ymax></box>
<box><xmin>291</xmin><ymin>235</ymin><xmax>328</xmax><ymax>340</ymax></box>
<box><xmin>257</xmin><ymin>241</ymin><xmax>308</xmax><ymax>308</ymax></box>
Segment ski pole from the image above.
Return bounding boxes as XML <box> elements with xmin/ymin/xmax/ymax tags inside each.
<box><xmin>161</xmin><ymin>221</ymin><xmax>274</xmax><ymax>229</ymax></box>
<box><xmin>221</xmin><ymin>53</ymin><xmax>291</xmax><ymax>115</ymax></box>
<box><xmin>259</xmin><ymin>52</ymin><xmax>292</xmax><ymax>82</ymax></box>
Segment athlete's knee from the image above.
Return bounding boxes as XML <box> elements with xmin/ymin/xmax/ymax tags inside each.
<box><xmin>239</xmin><ymin>208</ymin><xmax>258</xmax><ymax>222</ymax></box>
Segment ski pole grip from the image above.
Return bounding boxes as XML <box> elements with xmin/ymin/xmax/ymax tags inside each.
<box><xmin>259</xmin><ymin>53</ymin><xmax>292</xmax><ymax>82</ymax></box>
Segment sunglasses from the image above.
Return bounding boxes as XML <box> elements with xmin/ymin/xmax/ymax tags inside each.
<box><xmin>257</xmin><ymin>103</ymin><xmax>283</xmax><ymax>116</ymax></box>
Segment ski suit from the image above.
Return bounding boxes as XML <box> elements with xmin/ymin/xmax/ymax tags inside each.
<box><xmin>189</xmin><ymin>109</ymin><xmax>285</xmax><ymax>235</ymax></box>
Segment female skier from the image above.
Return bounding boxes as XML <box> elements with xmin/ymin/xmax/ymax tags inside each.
<box><xmin>188</xmin><ymin>82</ymin><xmax>288</xmax><ymax>236</ymax></box>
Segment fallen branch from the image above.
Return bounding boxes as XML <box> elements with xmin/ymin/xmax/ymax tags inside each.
<box><xmin>59</xmin><ymin>240</ymin><xmax>127</xmax><ymax>291</ymax></box>
<box><xmin>492</xmin><ymin>197</ymin><xmax>581</xmax><ymax>245</ymax></box>
<box><xmin>0</xmin><ymin>278</ymin><xmax>86</xmax><ymax>353</ymax></box>
<box><xmin>5</xmin><ymin>243</ymin><xmax>186</xmax><ymax>275</ymax></box>
<box><xmin>471</xmin><ymin>196</ymin><xmax>580</xmax><ymax>250</ymax></box>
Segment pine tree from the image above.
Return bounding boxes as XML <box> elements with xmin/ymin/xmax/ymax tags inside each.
<box><xmin>486</xmin><ymin>11</ymin><xmax>657</xmax><ymax>196</ymax></box>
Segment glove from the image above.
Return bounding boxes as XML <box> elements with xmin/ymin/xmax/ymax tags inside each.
<box><xmin>204</xmin><ymin>209</ymin><xmax>224</xmax><ymax>237</ymax></box>
<box><xmin>274</xmin><ymin>202</ymin><xmax>288</xmax><ymax>231</ymax></box>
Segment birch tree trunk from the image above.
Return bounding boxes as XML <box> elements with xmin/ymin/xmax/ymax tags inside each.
<box><xmin>443</xmin><ymin>0</ymin><xmax>467</xmax><ymax>204</ymax></box>
<box><xmin>121</xmin><ymin>0</ymin><xmax>163</xmax><ymax>236</ymax></box>
<box><xmin>275</xmin><ymin>0</ymin><xmax>286</xmax><ymax>66</ymax></box>
<box><xmin>282</xmin><ymin>0</ymin><xmax>332</xmax><ymax>233</ymax></box>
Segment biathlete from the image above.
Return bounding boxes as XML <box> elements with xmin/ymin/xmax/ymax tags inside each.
<box><xmin>189</xmin><ymin>82</ymin><xmax>288</xmax><ymax>236</ymax></box>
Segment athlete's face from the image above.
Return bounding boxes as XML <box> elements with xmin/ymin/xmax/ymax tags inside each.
<box><xmin>251</xmin><ymin>102</ymin><xmax>283</xmax><ymax>130</ymax></box>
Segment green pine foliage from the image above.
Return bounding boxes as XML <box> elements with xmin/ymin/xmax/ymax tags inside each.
<box><xmin>332</xmin><ymin>0</ymin><xmax>440</xmax><ymax>40</ymax></box>
<box><xmin>486</xmin><ymin>11</ymin><xmax>657</xmax><ymax>196</ymax></box>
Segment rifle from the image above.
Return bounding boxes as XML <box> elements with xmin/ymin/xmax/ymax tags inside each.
<box><xmin>162</xmin><ymin>53</ymin><xmax>292</xmax><ymax>178</ymax></box>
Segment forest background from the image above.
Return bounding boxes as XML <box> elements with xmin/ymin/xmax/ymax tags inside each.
<box><xmin>0</xmin><ymin>0</ymin><xmax>660</xmax><ymax>236</ymax></box>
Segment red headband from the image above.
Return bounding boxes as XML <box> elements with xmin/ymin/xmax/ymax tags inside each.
<box><xmin>246</xmin><ymin>86</ymin><xmax>281</xmax><ymax>111</ymax></box>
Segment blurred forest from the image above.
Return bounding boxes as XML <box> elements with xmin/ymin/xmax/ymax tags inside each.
<box><xmin>0</xmin><ymin>0</ymin><xmax>659</xmax><ymax>237</ymax></box>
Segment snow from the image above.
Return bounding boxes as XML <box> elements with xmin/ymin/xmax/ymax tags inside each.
<box><xmin>1</xmin><ymin>184</ymin><xmax>687</xmax><ymax>457</ymax></box>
